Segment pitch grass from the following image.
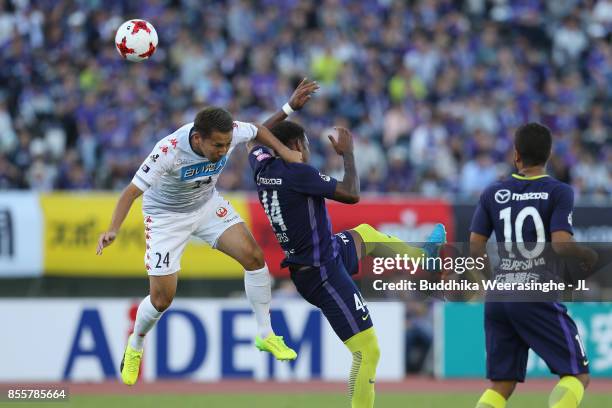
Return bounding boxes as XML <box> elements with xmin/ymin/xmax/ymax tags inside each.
<box><xmin>2</xmin><ymin>392</ymin><xmax>611</xmax><ymax>407</ymax></box>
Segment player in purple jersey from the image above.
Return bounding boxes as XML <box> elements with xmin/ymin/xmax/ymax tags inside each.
<box><xmin>247</xmin><ymin>116</ymin><xmax>446</xmax><ymax>407</ymax></box>
<box><xmin>470</xmin><ymin>123</ymin><xmax>598</xmax><ymax>408</ymax></box>
<box><xmin>248</xmin><ymin>123</ymin><xmax>378</xmax><ymax>408</ymax></box>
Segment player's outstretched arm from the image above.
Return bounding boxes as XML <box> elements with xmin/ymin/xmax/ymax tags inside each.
<box><xmin>262</xmin><ymin>78</ymin><xmax>319</xmax><ymax>130</ymax></box>
<box><xmin>246</xmin><ymin>78</ymin><xmax>318</xmax><ymax>153</ymax></box>
<box><xmin>96</xmin><ymin>183</ymin><xmax>143</xmax><ymax>255</ymax></box>
<box><xmin>328</xmin><ymin>127</ymin><xmax>360</xmax><ymax>204</ymax></box>
<box><xmin>253</xmin><ymin>124</ymin><xmax>303</xmax><ymax>163</ymax></box>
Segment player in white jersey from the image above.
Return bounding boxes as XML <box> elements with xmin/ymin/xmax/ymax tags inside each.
<box><xmin>96</xmin><ymin>79</ymin><xmax>319</xmax><ymax>385</ymax></box>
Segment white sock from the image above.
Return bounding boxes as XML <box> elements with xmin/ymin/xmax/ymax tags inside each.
<box><xmin>244</xmin><ymin>264</ymin><xmax>274</xmax><ymax>338</ymax></box>
<box><xmin>130</xmin><ymin>295</ymin><xmax>163</xmax><ymax>351</ymax></box>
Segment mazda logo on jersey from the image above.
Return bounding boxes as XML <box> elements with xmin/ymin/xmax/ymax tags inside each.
<box><xmin>494</xmin><ymin>189</ymin><xmax>511</xmax><ymax>204</ymax></box>
<box><xmin>216</xmin><ymin>207</ymin><xmax>228</xmax><ymax>217</ymax></box>
<box><xmin>180</xmin><ymin>156</ymin><xmax>228</xmax><ymax>181</ymax></box>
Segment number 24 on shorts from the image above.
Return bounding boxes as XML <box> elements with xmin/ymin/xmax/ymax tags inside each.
<box><xmin>154</xmin><ymin>252</ymin><xmax>170</xmax><ymax>268</ymax></box>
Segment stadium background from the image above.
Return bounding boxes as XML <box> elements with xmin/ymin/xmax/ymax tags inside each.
<box><xmin>0</xmin><ymin>0</ymin><xmax>611</xmax><ymax>407</ymax></box>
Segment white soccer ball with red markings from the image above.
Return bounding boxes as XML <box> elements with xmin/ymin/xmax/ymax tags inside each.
<box><xmin>114</xmin><ymin>19</ymin><xmax>158</xmax><ymax>62</ymax></box>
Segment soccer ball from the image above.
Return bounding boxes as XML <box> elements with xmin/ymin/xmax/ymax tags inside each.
<box><xmin>115</xmin><ymin>19</ymin><xmax>158</xmax><ymax>62</ymax></box>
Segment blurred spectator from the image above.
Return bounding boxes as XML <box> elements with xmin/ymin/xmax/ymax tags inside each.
<box><xmin>311</xmin><ymin>46</ymin><xmax>343</xmax><ymax>86</ymax></box>
<box><xmin>383</xmin><ymin>102</ymin><xmax>415</xmax><ymax>147</ymax></box>
<box><xmin>403</xmin><ymin>32</ymin><xmax>441</xmax><ymax>87</ymax></box>
<box><xmin>459</xmin><ymin>152</ymin><xmax>499</xmax><ymax>198</ymax></box>
<box><xmin>409</xmin><ymin>110</ymin><xmax>452</xmax><ymax>172</ymax></box>
<box><xmin>56</xmin><ymin>150</ymin><xmax>94</xmax><ymax>190</ymax></box>
<box><xmin>385</xmin><ymin>146</ymin><xmax>413</xmax><ymax>193</ymax></box>
<box><xmin>404</xmin><ymin>300</ymin><xmax>434</xmax><ymax>374</ymax></box>
<box><xmin>0</xmin><ymin>154</ymin><xmax>22</xmax><ymax>189</ymax></box>
<box><xmin>0</xmin><ymin>0</ymin><xmax>608</xmax><ymax>200</ymax></box>
<box><xmin>552</xmin><ymin>17</ymin><xmax>588</xmax><ymax>67</ymax></box>
<box><xmin>571</xmin><ymin>151</ymin><xmax>611</xmax><ymax>197</ymax></box>
<box><xmin>26</xmin><ymin>158</ymin><xmax>57</xmax><ymax>192</ymax></box>
<box><xmin>353</xmin><ymin>134</ymin><xmax>387</xmax><ymax>180</ymax></box>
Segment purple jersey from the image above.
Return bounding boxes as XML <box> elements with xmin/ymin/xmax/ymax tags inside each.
<box><xmin>471</xmin><ymin>175</ymin><xmax>588</xmax><ymax>380</ymax></box>
<box><xmin>470</xmin><ymin>174</ymin><xmax>574</xmax><ymax>243</ymax></box>
<box><xmin>470</xmin><ymin>173</ymin><xmax>574</xmax><ymax>289</ymax></box>
<box><xmin>248</xmin><ymin>146</ymin><xmax>339</xmax><ymax>268</ymax></box>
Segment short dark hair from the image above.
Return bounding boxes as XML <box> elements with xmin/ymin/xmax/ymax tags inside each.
<box><xmin>194</xmin><ymin>107</ymin><xmax>234</xmax><ymax>138</ymax></box>
<box><xmin>514</xmin><ymin>122</ymin><xmax>552</xmax><ymax>167</ymax></box>
<box><xmin>269</xmin><ymin>121</ymin><xmax>306</xmax><ymax>147</ymax></box>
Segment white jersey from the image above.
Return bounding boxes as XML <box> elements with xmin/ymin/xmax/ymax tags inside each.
<box><xmin>131</xmin><ymin>121</ymin><xmax>257</xmax><ymax>214</ymax></box>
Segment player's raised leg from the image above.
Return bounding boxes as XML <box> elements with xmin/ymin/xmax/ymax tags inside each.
<box><xmin>121</xmin><ymin>273</ymin><xmax>177</xmax><ymax>385</ymax></box>
<box><xmin>345</xmin><ymin>223</ymin><xmax>446</xmax><ymax>263</ymax></box>
<box><xmin>215</xmin><ymin>222</ymin><xmax>297</xmax><ymax>360</ymax></box>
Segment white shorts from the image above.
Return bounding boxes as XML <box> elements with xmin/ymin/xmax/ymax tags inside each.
<box><xmin>143</xmin><ymin>193</ymin><xmax>243</xmax><ymax>276</ymax></box>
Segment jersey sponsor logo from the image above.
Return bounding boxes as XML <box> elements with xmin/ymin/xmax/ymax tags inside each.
<box><xmin>511</xmin><ymin>192</ymin><xmax>549</xmax><ymax>201</ymax></box>
<box><xmin>568</xmin><ymin>212</ymin><xmax>573</xmax><ymax>226</ymax></box>
<box><xmin>319</xmin><ymin>173</ymin><xmax>331</xmax><ymax>182</ymax></box>
<box><xmin>142</xmin><ymin>165</ymin><xmax>150</xmax><ymax>173</ymax></box>
<box><xmin>170</xmin><ymin>138</ymin><xmax>178</xmax><ymax>148</ymax></box>
<box><xmin>499</xmin><ymin>258</ymin><xmax>546</xmax><ymax>272</ymax></box>
<box><xmin>216</xmin><ymin>207</ymin><xmax>228</xmax><ymax>217</ymax></box>
<box><xmin>161</xmin><ymin>145</ymin><xmax>169</xmax><ymax>155</ymax></box>
<box><xmin>257</xmin><ymin>176</ymin><xmax>282</xmax><ymax>185</ymax></box>
<box><xmin>252</xmin><ymin>148</ymin><xmax>272</xmax><ymax>162</ymax></box>
<box><xmin>150</xmin><ymin>154</ymin><xmax>159</xmax><ymax>162</ymax></box>
<box><xmin>224</xmin><ymin>214</ymin><xmax>239</xmax><ymax>223</ymax></box>
<box><xmin>275</xmin><ymin>232</ymin><xmax>289</xmax><ymax>243</ymax></box>
<box><xmin>494</xmin><ymin>189</ymin><xmax>549</xmax><ymax>203</ymax></box>
<box><xmin>176</xmin><ymin>158</ymin><xmax>195</xmax><ymax>165</ymax></box>
<box><xmin>180</xmin><ymin>156</ymin><xmax>228</xmax><ymax>181</ymax></box>
<box><xmin>494</xmin><ymin>189</ymin><xmax>511</xmax><ymax>204</ymax></box>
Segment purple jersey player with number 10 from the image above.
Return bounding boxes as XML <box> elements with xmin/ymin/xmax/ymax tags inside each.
<box><xmin>470</xmin><ymin>123</ymin><xmax>598</xmax><ymax>408</ymax></box>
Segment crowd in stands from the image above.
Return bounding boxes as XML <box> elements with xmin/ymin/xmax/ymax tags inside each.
<box><xmin>0</xmin><ymin>0</ymin><xmax>610</xmax><ymax>199</ymax></box>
